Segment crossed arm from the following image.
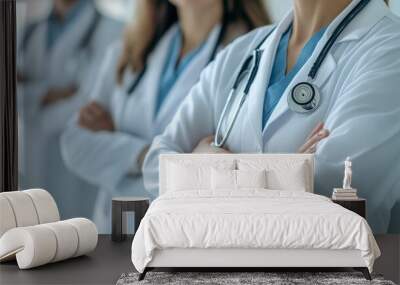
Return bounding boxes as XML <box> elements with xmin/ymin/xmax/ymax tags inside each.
<box><xmin>193</xmin><ymin>122</ymin><xmax>330</xmax><ymax>154</ymax></box>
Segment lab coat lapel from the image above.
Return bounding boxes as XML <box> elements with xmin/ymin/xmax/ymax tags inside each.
<box><xmin>333</xmin><ymin>0</ymin><xmax>389</xmax><ymax>44</ymax></box>
<box><xmin>49</xmin><ymin>4</ymin><xmax>95</xmax><ymax>77</ymax></box>
<box><xmin>245</xmin><ymin>13</ymin><xmax>293</xmax><ymax>146</ymax></box>
<box><xmin>27</xmin><ymin>23</ymin><xmax>48</xmax><ymax>79</ymax></box>
<box><xmin>139</xmin><ymin>25</ymin><xmax>179</xmax><ymax>127</ymax></box>
<box><xmin>262</xmin><ymin>9</ymin><xmax>339</xmax><ymax>133</ymax></box>
<box><xmin>113</xmin><ymin>70</ymin><xmax>136</xmax><ymax>129</ymax></box>
<box><xmin>155</xmin><ymin>25</ymin><xmax>222</xmax><ymax>128</ymax></box>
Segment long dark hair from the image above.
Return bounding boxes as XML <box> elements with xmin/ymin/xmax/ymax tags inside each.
<box><xmin>117</xmin><ymin>0</ymin><xmax>271</xmax><ymax>84</ymax></box>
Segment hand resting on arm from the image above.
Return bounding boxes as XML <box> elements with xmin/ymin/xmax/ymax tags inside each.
<box><xmin>298</xmin><ymin>122</ymin><xmax>330</xmax><ymax>153</ymax></box>
<box><xmin>40</xmin><ymin>86</ymin><xmax>78</xmax><ymax>107</ymax></box>
<box><xmin>193</xmin><ymin>122</ymin><xmax>329</xmax><ymax>154</ymax></box>
<box><xmin>78</xmin><ymin>101</ymin><xmax>115</xmax><ymax>132</ymax></box>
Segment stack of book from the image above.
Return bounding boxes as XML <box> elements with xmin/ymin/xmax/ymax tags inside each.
<box><xmin>332</xmin><ymin>188</ymin><xmax>358</xmax><ymax>200</ymax></box>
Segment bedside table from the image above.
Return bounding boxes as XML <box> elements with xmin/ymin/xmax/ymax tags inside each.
<box><xmin>112</xmin><ymin>197</ymin><xmax>150</xmax><ymax>242</ymax></box>
<box><xmin>332</xmin><ymin>198</ymin><xmax>366</xmax><ymax>218</ymax></box>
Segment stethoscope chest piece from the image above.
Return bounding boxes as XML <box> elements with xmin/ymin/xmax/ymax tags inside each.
<box><xmin>288</xmin><ymin>82</ymin><xmax>321</xmax><ymax>113</ymax></box>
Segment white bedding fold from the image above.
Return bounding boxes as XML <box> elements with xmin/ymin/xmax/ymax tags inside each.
<box><xmin>131</xmin><ymin>190</ymin><xmax>380</xmax><ymax>273</ymax></box>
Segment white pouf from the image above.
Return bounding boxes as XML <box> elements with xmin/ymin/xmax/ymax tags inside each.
<box><xmin>0</xmin><ymin>189</ymin><xmax>98</xmax><ymax>269</ymax></box>
<box><xmin>0</xmin><ymin>189</ymin><xmax>59</xmax><ymax>236</ymax></box>
<box><xmin>0</xmin><ymin>218</ymin><xmax>98</xmax><ymax>269</ymax></box>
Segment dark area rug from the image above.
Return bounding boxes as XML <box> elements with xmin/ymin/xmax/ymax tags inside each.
<box><xmin>116</xmin><ymin>272</ymin><xmax>396</xmax><ymax>285</ymax></box>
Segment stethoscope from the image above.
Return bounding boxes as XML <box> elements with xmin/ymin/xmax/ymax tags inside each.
<box><xmin>214</xmin><ymin>0</ymin><xmax>370</xmax><ymax>148</ymax></box>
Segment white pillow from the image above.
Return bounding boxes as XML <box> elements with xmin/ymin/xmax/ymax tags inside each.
<box><xmin>236</xmin><ymin>169</ymin><xmax>267</xmax><ymax>189</ymax></box>
<box><xmin>237</xmin><ymin>159</ymin><xmax>311</xmax><ymax>192</ymax></box>
<box><xmin>211</xmin><ymin>168</ymin><xmax>236</xmax><ymax>190</ymax></box>
<box><xmin>267</xmin><ymin>164</ymin><xmax>308</xmax><ymax>191</ymax></box>
<box><xmin>211</xmin><ymin>169</ymin><xmax>267</xmax><ymax>190</ymax></box>
<box><xmin>166</xmin><ymin>160</ymin><xmax>235</xmax><ymax>192</ymax></box>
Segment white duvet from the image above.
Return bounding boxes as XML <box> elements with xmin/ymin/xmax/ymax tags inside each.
<box><xmin>131</xmin><ymin>190</ymin><xmax>380</xmax><ymax>273</ymax></box>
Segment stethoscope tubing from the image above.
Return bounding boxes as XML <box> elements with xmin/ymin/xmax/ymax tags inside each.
<box><xmin>214</xmin><ymin>49</ymin><xmax>263</xmax><ymax>147</ymax></box>
<box><xmin>309</xmin><ymin>0</ymin><xmax>371</xmax><ymax>79</ymax></box>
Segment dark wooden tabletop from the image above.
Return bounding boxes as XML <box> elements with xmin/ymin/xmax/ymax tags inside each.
<box><xmin>1</xmin><ymin>235</ymin><xmax>398</xmax><ymax>285</ymax></box>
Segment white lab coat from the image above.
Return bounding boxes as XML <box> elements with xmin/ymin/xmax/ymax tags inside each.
<box><xmin>18</xmin><ymin>2</ymin><xmax>123</xmax><ymax>220</ymax></box>
<box><xmin>143</xmin><ymin>0</ymin><xmax>400</xmax><ymax>233</ymax></box>
<box><xmin>61</xmin><ymin>25</ymin><xmax>224</xmax><ymax>233</ymax></box>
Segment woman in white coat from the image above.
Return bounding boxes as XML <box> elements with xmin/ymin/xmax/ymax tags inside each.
<box><xmin>143</xmin><ymin>0</ymin><xmax>400</xmax><ymax>234</ymax></box>
<box><xmin>61</xmin><ymin>0</ymin><xmax>271</xmax><ymax>233</ymax></box>
<box><xmin>18</xmin><ymin>0</ymin><xmax>123</xmax><ymax>219</ymax></box>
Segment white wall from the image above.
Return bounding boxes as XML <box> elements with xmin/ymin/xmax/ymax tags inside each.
<box><xmin>264</xmin><ymin>0</ymin><xmax>292</xmax><ymax>22</ymax></box>
<box><xmin>16</xmin><ymin>0</ymin><xmax>135</xmax><ymax>46</ymax></box>
<box><xmin>16</xmin><ymin>0</ymin><xmax>135</xmax><ymax>25</ymax></box>
<box><xmin>96</xmin><ymin>0</ymin><xmax>135</xmax><ymax>22</ymax></box>
<box><xmin>264</xmin><ymin>0</ymin><xmax>400</xmax><ymax>22</ymax></box>
<box><xmin>390</xmin><ymin>0</ymin><xmax>400</xmax><ymax>16</ymax></box>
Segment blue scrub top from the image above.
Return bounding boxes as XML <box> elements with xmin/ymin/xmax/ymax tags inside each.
<box><xmin>262</xmin><ymin>25</ymin><xmax>327</xmax><ymax>129</ymax></box>
<box><xmin>47</xmin><ymin>0</ymin><xmax>88</xmax><ymax>50</ymax></box>
<box><xmin>155</xmin><ymin>29</ymin><xmax>206</xmax><ymax>116</ymax></box>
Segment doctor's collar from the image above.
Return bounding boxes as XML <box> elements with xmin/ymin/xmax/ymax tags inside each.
<box><xmin>49</xmin><ymin>0</ymin><xmax>90</xmax><ymax>24</ymax></box>
<box><xmin>324</xmin><ymin>0</ymin><xmax>389</xmax><ymax>44</ymax></box>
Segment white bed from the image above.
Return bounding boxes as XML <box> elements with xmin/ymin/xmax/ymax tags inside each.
<box><xmin>131</xmin><ymin>154</ymin><xmax>380</xmax><ymax>280</ymax></box>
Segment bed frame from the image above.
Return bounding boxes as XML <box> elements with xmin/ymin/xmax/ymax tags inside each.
<box><xmin>139</xmin><ymin>249</ymin><xmax>371</xmax><ymax>280</ymax></box>
<box><xmin>139</xmin><ymin>154</ymin><xmax>372</xmax><ymax>281</ymax></box>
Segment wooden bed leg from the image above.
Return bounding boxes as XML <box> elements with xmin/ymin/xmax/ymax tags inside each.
<box><xmin>354</xmin><ymin>267</ymin><xmax>372</xmax><ymax>280</ymax></box>
<box><xmin>362</xmin><ymin>268</ymin><xmax>372</xmax><ymax>281</ymax></box>
<box><xmin>138</xmin><ymin>268</ymin><xmax>148</xmax><ymax>281</ymax></box>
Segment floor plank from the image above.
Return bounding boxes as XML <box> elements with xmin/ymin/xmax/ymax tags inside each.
<box><xmin>374</xmin><ymin>234</ymin><xmax>400</xmax><ymax>284</ymax></box>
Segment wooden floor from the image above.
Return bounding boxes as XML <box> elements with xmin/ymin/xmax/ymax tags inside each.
<box><xmin>0</xmin><ymin>235</ymin><xmax>398</xmax><ymax>285</ymax></box>
<box><xmin>374</xmin><ymin>234</ymin><xmax>400</xmax><ymax>283</ymax></box>
<box><xmin>0</xmin><ymin>235</ymin><xmax>134</xmax><ymax>285</ymax></box>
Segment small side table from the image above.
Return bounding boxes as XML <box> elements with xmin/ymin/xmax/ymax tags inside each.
<box><xmin>112</xmin><ymin>197</ymin><xmax>150</xmax><ymax>242</ymax></box>
<box><xmin>332</xmin><ymin>198</ymin><xmax>366</xmax><ymax>218</ymax></box>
